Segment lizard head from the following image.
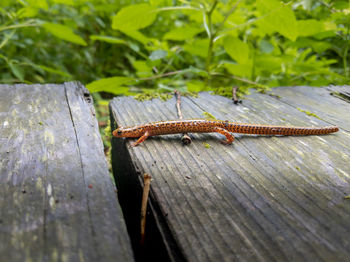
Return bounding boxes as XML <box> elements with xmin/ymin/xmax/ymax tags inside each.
<box><xmin>112</xmin><ymin>126</ymin><xmax>144</xmax><ymax>138</ymax></box>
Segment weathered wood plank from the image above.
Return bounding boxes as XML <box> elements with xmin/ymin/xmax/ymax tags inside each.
<box><xmin>269</xmin><ymin>85</ymin><xmax>350</xmax><ymax>131</ymax></box>
<box><xmin>110</xmin><ymin>86</ymin><xmax>350</xmax><ymax>262</ymax></box>
<box><xmin>327</xmin><ymin>85</ymin><xmax>350</xmax><ymax>102</ymax></box>
<box><xmin>0</xmin><ymin>82</ymin><xmax>134</xmax><ymax>262</ymax></box>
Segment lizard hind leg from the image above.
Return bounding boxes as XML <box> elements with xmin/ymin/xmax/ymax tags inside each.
<box><xmin>213</xmin><ymin>127</ymin><xmax>235</xmax><ymax>145</ymax></box>
<box><xmin>131</xmin><ymin>131</ymin><xmax>150</xmax><ymax>147</ymax></box>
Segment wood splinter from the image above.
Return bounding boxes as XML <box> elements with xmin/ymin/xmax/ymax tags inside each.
<box><xmin>174</xmin><ymin>90</ymin><xmax>192</xmax><ymax>144</ymax></box>
<box><xmin>140</xmin><ymin>173</ymin><xmax>152</xmax><ymax>247</ymax></box>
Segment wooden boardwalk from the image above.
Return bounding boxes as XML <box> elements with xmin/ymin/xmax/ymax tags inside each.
<box><xmin>110</xmin><ymin>86</ymin><xmax>350</xmax><ymax>262</ymax></box>
<box><xmin>0</xmin><ymin>82</ymin><xmax>134</xmax><ymax>262</ymax></box>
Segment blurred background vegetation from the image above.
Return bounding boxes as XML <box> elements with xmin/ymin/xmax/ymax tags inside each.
<box><xmin>1</xmin><ymin>0</ymin><xmax>349</xmax><ymax>150</ymax></box>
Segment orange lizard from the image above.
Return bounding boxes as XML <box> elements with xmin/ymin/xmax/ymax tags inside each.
<box><xmin>112</xmin><ymin>119</ymin><xmax>339</xmax><ymax>147</ymax></box>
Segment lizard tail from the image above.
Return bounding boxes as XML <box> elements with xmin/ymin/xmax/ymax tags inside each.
<box><xmin>228</xmin><ymin>123</ymin><xmax>339</xmax><ymax>136</ymax></box>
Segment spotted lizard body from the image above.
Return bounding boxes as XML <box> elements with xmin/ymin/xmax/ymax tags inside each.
<box><xmin>113</xmin><ymin>119</ymin><xmax>339</xmax><ymax>147</ymax></box>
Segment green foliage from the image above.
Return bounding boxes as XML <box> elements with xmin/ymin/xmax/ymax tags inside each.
<box><xmin>256</xmin><ymin>0</ymin><xmax>298</xmax><ymax>41</ymax></box>
<box><xmin>224</xmin><ymin>36</ymin><xmax>250</xmax><ymax>64</ymax></box>
<box><xmin>86</xmin><ymin>76</ymin><xmax>135</xmax><ymax>94</ymax></box>
<box><xmin>112</xmin><ymin>3</ymin><xmax>157</xmax><ymax>31</ymax></box>
<box><xmin>43</xmin><ymin>22</ymin><xmax>87</xmax><ymax>45</ymax></box>
<box><xmin>0</xmin><ymin>0</ymin><xmax>349</xmax><ymax>95</ymax></box>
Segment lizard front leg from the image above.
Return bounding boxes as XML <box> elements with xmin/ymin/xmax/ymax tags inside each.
<box><xmin>131</xmin><ymin>131</ymin><xmax>150</xmax><ymax>147</ymax></box>
<box><xmin>213</xmin><ymin>127</ymin><xmax>235</xmax><ymax>145</ymax></box>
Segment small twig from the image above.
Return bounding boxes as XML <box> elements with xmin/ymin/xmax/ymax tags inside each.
<box><xmin>211</xmin><ymin>72</ymin><xmax>268</xmax><ymax>89</ymax></box>
<box><xmin>174</xmin><ymin>90</ymin><xmax>192</xmax><ymax>145</ymax></box>
<box><xmin>204</xmin><ymin>0</ymin><xmax>218</xmax><ymax>77</ymax></box>
<box><xmin>232</xmin><ymin>86</ymin><xmax>242</xmax><ymax>104</ymax></box>
<box><xmin>0</xmin><ymin>19</ymin><xmax>39</xmax><ymax>32</ymax></box>
<box><xmin>140</xmin><ymin>173</ymin><xmax>152</xmax><ymax>246</ymax></box>
<box><xmin>315</xmin><ymin>0</ymin><xmax>336</xmax><ymax>12</ymax></box>
<box><xmin>137</xmin><ymin>70</ymin><xmax>184</xmax><ymax>81</ymax></box>
<box><xmin>175</xmin><ymin>90</ymin><xmax>184</xmax><ymax>119</ymax></box>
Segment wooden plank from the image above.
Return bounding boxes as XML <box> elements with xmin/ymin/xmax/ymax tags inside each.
<box><xmin>268</xmin><ymin>85</ymin><xmax>350</xmax><ymax>131</ymax></box>
<box><xmin>327</xmin><ymin>85</ymin><xmax>350</xmax><ymax>100</ymax></box>
<box><xmin>110</xmin><ymin>87</ymin><xmax>350</xmax><ymax>262</ymax></box>
<box><xmin>0</xmin><ymin>82</ymin><xmax>134</xmax><ymax>262</ymax></box>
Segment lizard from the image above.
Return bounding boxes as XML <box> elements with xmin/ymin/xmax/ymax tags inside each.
<box><xmin>112</xmin><ymin>119</ymin><xmax>339</xmax><ymax>147</ymax></box>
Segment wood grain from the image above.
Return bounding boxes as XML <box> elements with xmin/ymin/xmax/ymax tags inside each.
<box><xmin>110</xmin><ymin>86</ymin><xmax>350</xmax><ymax>262</ymax></box>
<box><xmin>0</xmin><ymin>82</ymin><xmax>134</xmax><ymax>262</ymax></box>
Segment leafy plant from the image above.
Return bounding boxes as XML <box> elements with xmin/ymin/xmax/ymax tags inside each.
<box><xmin>0</xmin><ymin>0</ymin><xmax>349</xmax><ymax>96</ymax></box>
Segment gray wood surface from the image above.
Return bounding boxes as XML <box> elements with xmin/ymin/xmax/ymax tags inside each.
<box><xmin>0</xmin><ymin>82</ymin><xmax>134</xmax><ymax>262</ymax></box>
<box><xmin>110</xmin><ymin>86</ymin><xmax>350</xmax><ymax>262</ymax></box>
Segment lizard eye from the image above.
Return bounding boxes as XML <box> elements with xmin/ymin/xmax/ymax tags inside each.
<box><xmin>117</xmin><ymin>130</ymin><xmax>122</xmax><ymax>135</ymax></box>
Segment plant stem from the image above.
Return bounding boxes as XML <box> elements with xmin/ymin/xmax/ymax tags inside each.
<box><xmin>137</xmin><ymin>70</ymin><xmax>185</xmax><ymax>81</ymax></box>
<box><xmin>344</xmin><ymin>44</ymin><xmax>349</xmax><ymax>78</ymax></box>
<box><xmin>0</xmin><ymin>29</ymin><xmax>16</xmax><ymax>49</ymax></box>
<box><xmin>344</xmin><ymin>26</ymin><xmax>349</xmax><ymax>78</ymax></box>
<box><xmin>0</xmin><ymin>20</ymin><xmax>38</xmax><ymax>32</ymax></box>
<box><xmin>205</xmin><ymin>0</ymin><xmax>218</xmax><ymax>83</ymax></box>
<box><xmin>211</xmin><ymin>72</ymin><xmax>268</xmax><ymax>89</ymax></box>
<box><xmin>205</xmin><ymin>0</ymin><xmax>241</xmax><ymax>82</ymax></box>
<box><xmin>206</xmin><ymin>35</ymin><xmax>215</xmax><ymax>74</ymax></box>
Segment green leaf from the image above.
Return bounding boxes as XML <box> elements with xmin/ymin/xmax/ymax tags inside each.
<box><xmin>17</xmin><ymin>7</ymin><xmax>38</xmax><ymax>18</ymax></box>
<box><xmin>185</xmin><ymin>66</ymin><xmax>208</xmax><ymax>77</ymax></box>
<box><xmin>333</xmin><ymin>1</ymin><xmax>349</xmax><ymax>10</ymax></box>
<box><xmin>123</xmin><ymin>30</ymin><xmax>152</xmax><ymax>45</ymax></box>
<box><xmin>255</xmin><ymin>55</ymin><xmax>283</xmax><ymax>74</ymax></box>
<box><xmin>8</xmin><ymin>62</ymin><xmax>24</xmax><ymax>81</ymax></box>
<box><xmin>128</xmin><ymin>42</ymin><xmax>140</xmax><ymax>52</ymax></box>
<box><xmin>163</xmin><ymin>26</ymin><xmax>202</xmax><ymax>41</ymax></box>
<box><xmin>51</xmin><ymin>0</ymin><xmax>75</xmax><ymax>5</ymax></box>
<box><xmin>42</xmin><ymin>23</ymin><xmax>87</xmax><ymax>46</ymax></box>
<box><xmin>86</xmin><ymin>77</ymin><xmax>135</xmax><ymax>94</ymax></box>
<box><xmin>0</xmin><ymin>0</ymin><xmax>12</xmax><ymax>7</ymax></box>
<box><xmin>90</xmin><ymin>35</ymin><xmax>126</xmax><ymax>44</ymax></box>
<box><xmin>112</xmin><ymin>4</ymin><xmax>157</xmax><ymax>32</ymax></box>
<box><xmin>224</xmin><ymin>62</ymin><xmax>252</xmax><ymax>78</ymax></box>
<box><xmin>257</xmin><ymin>0</ymin><xmax>298</xmax><ymax>41</ymax></box>
<box><xmin>27</xmin><ymin>0</ymin><xmax>48</xmax><ymax>10</ymax></box>
<box><xmin>132</xmin><ymin>60</ymin><xmax>153</xmax><ymax>77</ymax></box>
<box><xmin>36</xmin><ymin>65</ymin><xmax>72</xmax><ymax>77</ymax></box>
<box><xmin>226</xmin><ymin>7</ymin><xmax>246</xmax><ymax>26</ymax></box>
<box><xmin>324</xmin><ymin>21</ymin><xmax>338</xmax><ymax>31</ymax></box>
<box><xmin>258</xmin><ymin>0</ymin><xmax>279</xmax><ymax>10</ymax></box>
<box><xmin>102</xmin><ymin>86</ymin><xmax>137</xmax><ymax>95</ymax></box>
<box><xmin>183</xmin><ymin>39</ymin><xmax>209</xmax><ymax>58</ymax></box>
<box><xmin>297</xmin><ymin>20</ymin><xmax>324</xmax><ymax>37</ymax></box>
<box><xmin>224</xmin><ymin>36</ymin><xmax>250</xmax><ymax>64</ymax></box>
<box><xmin>313</xmin><ymin>30</ymin><xmax>336</xmax><ymax>40</ymax></box>
<box><xmin>259</xmin><ymin>40</ymin><xmax>274</xmax><ymax>53</ymax></box>
<box><xmin>0</xmin><ymin>30</ymin><xmax>15</xmax><ymax>49</ymax></box>
<box><xmin>149</xmin><ymin>50</ymin><xmax>167</xmax><ymax>61</ymax></box>
<box><xmin>186</xmin><ymin>80</ymin><xmax>206</xmax><ymax>92</ymax></box>
<box><xmin>290</xmin><ymin>38</ymin><xmax>332</xmax><ymax>53</ymax></box>
<box><xmin>149</xmin><ymin>0</ymin><xmax>171</xmax><ymax>6</ymax></box>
